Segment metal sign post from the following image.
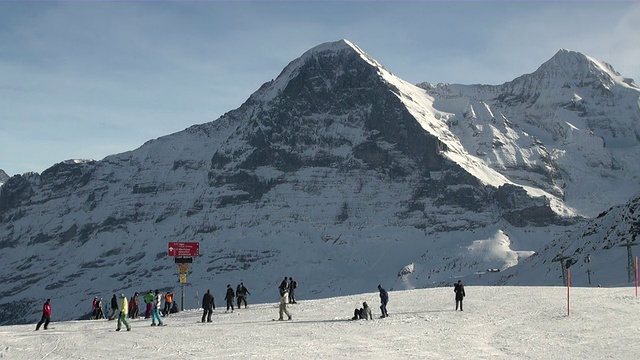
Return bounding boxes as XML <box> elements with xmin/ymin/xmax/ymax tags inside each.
<box><xmin>168</xmin><ymin>242</ymin><xmax>199</xmax><ymax>311</ymax></box>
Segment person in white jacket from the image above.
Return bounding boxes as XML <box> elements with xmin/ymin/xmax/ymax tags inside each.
<box><xmin>278</xmin><ymin>289</ymin><xmax>292</xmax><ymax>321</ymax></box>
<box><xmin>150</xmin><ymin>290</ymin><xmax>165</xmax><ymax>326</ymax></box>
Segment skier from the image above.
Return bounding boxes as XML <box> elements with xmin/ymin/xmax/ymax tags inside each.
<box><xmin>224</xmin><ymin>284</ymin><xmax>235</xmax><ymax>312</ymax></box>
<box><xmin>278</xmin><ymin>288</ymin><xmax>292</xmax><ymax>321</ymax></box>
<box><xmin>454</xmin><ymin>280</ymin><xmax>466</xmax><ymax>311</ymax></box>
<box><xmin>278</xmin><ymin>277</ymin><xmax>289</xmax><ymax>296</ymax></box>
<box><xmin>288</xmin><ymin>277</ymin><xmax>297</xmax><ymax>304</ymax></box>
<box><xmin>116</xmin><ymin>294</ymin><xmax>131</xmax><ymax>331</ymax></box>
<box><xmin>236</xmin><ymin>282</ymin><xmax>251</xmax><ymax>309</ymax></box>
<box><xmin>35</xmin><ymin>299</ymin><xmax>51</xmax><ymax>330</ymax></box>
<box><xmin>109</xmin><ymin>294</ymin><xmax>119</xmax><ymax>320</ymax></box>
<box><xmin>378</xmin><ymin>284</ymin><xmax>389</xmax><ymax>318</ymax></box>
<box><xmin>150</xmin><ymin>290</ymin><xmax>165</xmax><ymax>326</ymax></box>
<box><xmin>143</xmin><ymin>290</ymin><xmax>154</xmax><ymax>318</ymax></box>
<box><xmin>202</xmin><ymin>289</ymin><xmax>215</xmax><ymax>323</ymax></box>
<box><xmin>351</xmin><ymin>301</ymin><xmax>373</xmax><ymax>320</ymax></box>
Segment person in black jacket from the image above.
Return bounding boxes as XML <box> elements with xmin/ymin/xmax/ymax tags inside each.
<box><xmin>201</xmin><ymin>290</ymin><xmax>214</xmax><ymax>323</ymax></box>
<box><xmin>288</xmin><ymin>277</ymin><xmax>297</xmax><ymax>304</ymax></box>
<box><xmin>236</xmin><ymin>282</ymin><xmax>251</xmax><ymax>309</ymax></box>
<box><xmin>454</xmin><ymin>280</ymin><xmax>466</xmax><ymax>311</ymax></box>
<box><xmin>278</xmin><ymin>277</ymin><xmax>289</xmax><ymax>296</ymax></box>
<box><xmin>108</xmin><ymin>294</ymin><xmax>119</xmax><ymax>320</ymax></box>
<box><xmin>224</xmin><ymin>284</ymin><xmax>235</xmax><ymax>312</ymax></box>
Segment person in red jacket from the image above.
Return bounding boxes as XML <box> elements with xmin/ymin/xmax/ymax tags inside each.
<box><xmin>36</xmin><ymin>299</ymin><xmax>51</xmax><ymax>330</ymax></box>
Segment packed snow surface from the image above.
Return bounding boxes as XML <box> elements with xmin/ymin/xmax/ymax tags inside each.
<box><xmin>2</xmin><ymin>286</ymin><xmax>638</xmax><ymax>359</ymax></box>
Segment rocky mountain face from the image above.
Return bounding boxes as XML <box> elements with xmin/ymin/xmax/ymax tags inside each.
<box><xmin>0</xmin><ymin>169</ymin><xmax>8</xmax><ymax>186</ymax></box>
<box><xmin>0</xmin><ymin>40</ymin><xmax>638</xmax><ymax>325</ymax></box>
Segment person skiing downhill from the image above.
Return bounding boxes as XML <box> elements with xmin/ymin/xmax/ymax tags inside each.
<box><xmin>454</xmin><ymin>280</ymin><xmax>466</xmax><ymax>311</ymax></box>
<box><xmin>35</xmin><ymin>299</ymin><xmax>51</xmax><ymax>330</ymax></box>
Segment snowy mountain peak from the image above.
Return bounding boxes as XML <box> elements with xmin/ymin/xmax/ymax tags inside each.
<box><xmin>536</xmin><ymin>48</ymin><xmax>638</xmax><ymax>91</ymax></box>
<box><xmin>254</xmin><ymin>39</ymin><xmax>385</xmax><ymax>103</ymax></box>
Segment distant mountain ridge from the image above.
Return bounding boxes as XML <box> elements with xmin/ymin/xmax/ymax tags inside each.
<box><xmin>0</xmin><ymin>40</ymin><xmax>638</xmax><ymax>325</ymax></box>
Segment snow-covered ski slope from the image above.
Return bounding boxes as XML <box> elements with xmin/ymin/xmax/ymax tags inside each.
<box><xmin>1</xmin><ymin>286</ymin><xmax>638</xmax><ymax>359</ymax></box>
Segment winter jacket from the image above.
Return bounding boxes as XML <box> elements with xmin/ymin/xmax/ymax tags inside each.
<box><xmin>153</xmin><ymin>294</ymin><xmax>162</xmax><ymax>309</ymax></box>
<box><xmin>110</xmin><ymin>295</ymin><xmax>118</xmax><ymax>310</ymax></box>
<box><xmin>280</xmin><ymin>292</ymin><xmax>290</xmax><ymax>305</ymax></box>
<box><xmin>143</xmin><ymin>292</ymin><xmax>154</xmax><ymax>304</ymax></box>
<box><xmin>279</xmin><ymin>279</ymin><xmax>289</xmax><ymax>293</ymax></box>
<box><xmin>454</xmin><ymin>282</ymin><xmax>466</xmax><ymax>300</ymax></box>
<box><xmin>43</xmin><ymin>302</ymin><xmax>51</xmax><ymax>317</ymax></box>
<box><xmin>202</xmin><ymin>292</ymin><xmax>215</xmax><ymax>310</ymax></box>
<box><xmin>237</xmin><ymin>284</ymin><xmax>250</xmax><ymax>298</ymax></box>
<box><xmin>225</xmin><ymin>287</ymin><xmax>235</xmax><ymax>301</ymax></box>
<box><xmin>120</xmin><ymin>297</ymin><xmax>129</xmax><ymax>316</ymax></box>
<box><xmin>379</xmin><ymin>288</ymin><xmax>389</xmax><ymax>305</ymax></box>
<box><xmin>362</xmin><ymin>303</ymin><xmax>373</xmax><ymax>320</ymax></box>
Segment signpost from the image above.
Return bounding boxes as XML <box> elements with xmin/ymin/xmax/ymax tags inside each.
<box><xmin>168</xmin><ymin>242</ymin><xmax>200</xmax><ymax>311</ymax></box>
<box><xmin>168</xmin><ymin>242</ymin><xmax>199</xmax><ymax>257</ymax></box>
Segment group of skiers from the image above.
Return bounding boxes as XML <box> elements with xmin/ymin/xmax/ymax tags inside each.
<box><xmin>201</xmin><ymin>281</ymin><xmax>253</xmax><ymax>322</ymax></box>
<box><xmin>35</xmin><ymin>279</ymin><xmax>467</xmax><ymax>330</ymax></box>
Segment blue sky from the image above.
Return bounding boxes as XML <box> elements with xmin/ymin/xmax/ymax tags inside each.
<box><xmin>1</xmin><ymin>1</ymin><xmax>639</xmax><ymax>176</ymax></box>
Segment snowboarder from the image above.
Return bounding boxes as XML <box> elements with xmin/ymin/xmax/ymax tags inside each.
<box><xmin>202</xmin><ymin>289</ymin><xmax>215</xmax><ymax>323</ymax></box>
<box><xmin>224</xmin><ymin>284</ymin><xmax>235</xmax><ymax>312</ymax></box>
<box><xmin>454</xmin><ymin>280</ymin><xmax>466</xmax><ymax>311</ymax></box>
<box><xmin>150</xmin><ymin>290</ymin><xmax>165</xmax><ymax>326</ymax></box>
<box><xmin>288</xmin><ymin>277</ymin><xmax>297</xmax><ymax>304</ymax></box>
<box><xmin>278</xmin><ymin>288</ymin><xmax>292</xmax><ymax>321</ymax></box>
<box><xmin>236</xmin><ymin>282</ymin><xmax>251</xmax><ymax>308</ymax></box>
<box><xmin>351</xmin><ymin>301</ymin><xmax>373</xmax><ymax>320</ymax></box>
<box><xmin>378</xmin><ymin>284</ymin><xmax>389</xmax><ymax>318</ymax></box>
<box><xmin>278</xmin><ymin>277</ymin><xmax>289</xmax><ymax>296</ymax></box>
<box><xmin>108</xmin><ymin>294</ymin><xmax>119</xmax><ymax>320</ymax></box>
<box><xmin>35</xmin><ymin>299</ymin><xmax>51</xmax><ymax>330</ymax></box>
<box><xmin>116</xmin><ymin>294</ymin><xmax>131</xmax><ymax>331</ymax></box>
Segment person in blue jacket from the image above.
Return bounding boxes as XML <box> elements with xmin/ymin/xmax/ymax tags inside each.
<box><xmin>378</xmin><ymin>284</ymin><xmax>389</xmax><ymax>318</ymax></box>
